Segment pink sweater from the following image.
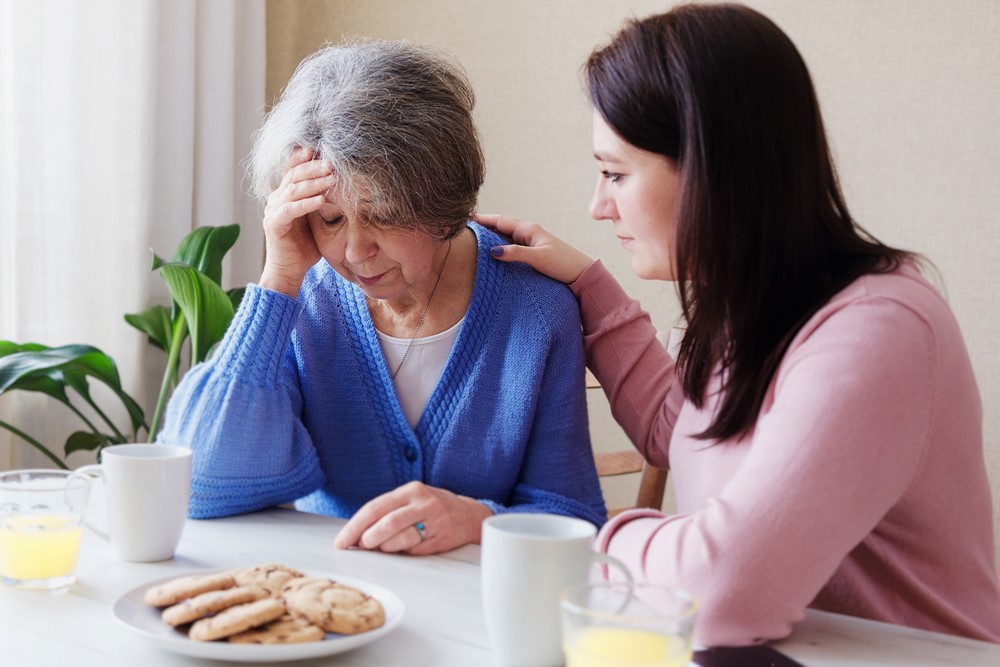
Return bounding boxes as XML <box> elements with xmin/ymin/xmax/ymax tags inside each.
<box><xmin>572</xmin><ymin>260</ymin><xmax>1000</xmax><ymax>646</ymax></box>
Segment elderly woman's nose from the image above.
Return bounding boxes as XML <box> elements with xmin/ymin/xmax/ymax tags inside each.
<box><xmin>343</xmin><ymin>227</ymin><xmax>377</xmax><ymax>264</ymax></box>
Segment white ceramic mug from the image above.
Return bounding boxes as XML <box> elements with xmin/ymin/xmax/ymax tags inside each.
<box><xmin>77</xmin><ymin>444</ymin><xmax>192</xmax><ymax>562</ymax></box>
<box><xmin>481</xmin><ymin>513</ymin><xmax>633</xmax><ymax>667</ymax></box>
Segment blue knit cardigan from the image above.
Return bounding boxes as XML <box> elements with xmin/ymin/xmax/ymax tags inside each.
<box><xmin>160</xmin><ymin>223</ymin><xmax>607</xmax><ymax>526</ymax></box>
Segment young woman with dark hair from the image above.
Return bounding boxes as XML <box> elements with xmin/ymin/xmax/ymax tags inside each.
<box><xmin>478</xmin><ymin>2</ymin><xmax>1000</xmax><ymax>647</ymax></box>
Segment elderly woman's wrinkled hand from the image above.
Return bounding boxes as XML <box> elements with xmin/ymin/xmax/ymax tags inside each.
<box><xmin>474</xmin><ymin>213</ymin><xmax>595</xmax><ymax>285</ymax></box>
<box><xmin>333</xmin><ymin>481</ymin><xmax>494</xmax><ymax>555</ymax></box>
<box><xmin>259</xmin><ymin>147</ymin><xmax>330</xmax><ymax>297</ymax></box>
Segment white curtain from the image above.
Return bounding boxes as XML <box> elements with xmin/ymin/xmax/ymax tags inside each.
<box><xmin>0</xmin><ymin>0</ymin><xmax>266</xmax><ymax>469</ymax></box>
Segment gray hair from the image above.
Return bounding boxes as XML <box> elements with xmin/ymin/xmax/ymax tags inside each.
<box><xmin>248</xmin><ymin>39</ymin><xmax>485</xmax><ymax>239</ymax></box>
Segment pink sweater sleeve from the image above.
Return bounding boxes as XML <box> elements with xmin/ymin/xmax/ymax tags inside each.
<box><xmin>575</xmin><ymin>264</ymin><xmax>940</xmax><ymax>646</ymax></box>
<box><xmin>570</xmin><ymin>261</ymin><xmax>685</xmax><ymax>468</ymax></box>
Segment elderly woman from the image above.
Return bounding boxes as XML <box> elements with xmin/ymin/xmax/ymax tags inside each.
<box><xmin>158</xmin><ymin>40</ymin><xmax>606</xmax><ymax>554</ymax></box>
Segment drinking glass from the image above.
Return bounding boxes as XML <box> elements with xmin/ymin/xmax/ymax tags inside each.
<box><xmin>0</xmin><ymin>470</ymin><xmax>92</xmax><ymax>590</ymax></box>
<box><xmin>561</xmin><ymin>582</ymin><xmax>698</xmax><ymax>667</ymax></box>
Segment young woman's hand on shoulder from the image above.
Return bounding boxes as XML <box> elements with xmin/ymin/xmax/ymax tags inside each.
<box><xmin>475</xmin><ymin>213</ymin><xmax>595</xmax><ymax>285</ymax></box>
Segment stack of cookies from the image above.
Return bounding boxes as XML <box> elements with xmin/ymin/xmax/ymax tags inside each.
<box><xmin>142</xmin><ymin>564</ymin><xmax>386</xmax><ymax>643</ymax></box>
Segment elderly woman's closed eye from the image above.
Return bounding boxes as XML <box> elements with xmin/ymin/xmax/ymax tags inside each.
<box><xmin>157</xmin><ymin>39</ymin><xmax>607</xmax><ymax>555</ymax></box>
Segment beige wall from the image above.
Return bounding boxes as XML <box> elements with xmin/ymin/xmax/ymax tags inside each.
<box><xmin>266</xmin><ymin>0</ymin><xmax>1000</xmax><ymax>564</ymax></box>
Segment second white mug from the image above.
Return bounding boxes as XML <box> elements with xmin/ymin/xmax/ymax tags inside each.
<box><xmin>77</xmin><ymin>444</ymin><xmax>192</xmax><ymax>562</ymax></box>
<box><xmin>481</xmin><ymin>513</ymin><xmax>632</xmax><ymax>667</ymax></box>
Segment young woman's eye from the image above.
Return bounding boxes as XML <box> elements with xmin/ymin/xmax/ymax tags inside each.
<box><xmin>601</xmin><ymin>170</ymin><xmax>623</xmax><ymax>184</ymax></box>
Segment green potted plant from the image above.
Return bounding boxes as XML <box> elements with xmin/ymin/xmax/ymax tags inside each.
<box><xmin>0</xmin><ymin>224</ymin><xmax>245</xmax><ymax>468</ymax></box>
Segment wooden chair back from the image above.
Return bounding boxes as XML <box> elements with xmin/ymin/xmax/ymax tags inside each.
<box><xmin>587</xmin><ymin>368</ymin><xmax>669</xmax><ymax>518</ymax></box>
<box><xmin>594</xmin><ymin>449</ymin><xmax>668</xmax><ymax>518</ymax></box>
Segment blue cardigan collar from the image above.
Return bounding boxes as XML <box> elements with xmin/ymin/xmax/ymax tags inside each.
<box><xmin>337</xmin><ymin>223</ymin><xmax>505</xmax><ymax>459</ymax></box>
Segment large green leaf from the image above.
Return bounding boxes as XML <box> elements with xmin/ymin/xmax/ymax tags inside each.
<box><xmin>2</xmin><ymin>372</ymin><xmax>71</xmax><ymax>403</ymax></box>
<box><xmin>0</xmin><ymin>344</ymin><xmax>145</xmax><ymax>435</ymax></box>
<box><xmin>110</xmin><ymin>387</ymin><xmax>146</xmax><ymax>437</ymax></box>
<box><xmin>0</xmin><ymin>344</ymin><xmax>110</xmax><ymax>393</ymax></box>
<box><xmin>1</xmin><ymin>226</ymin><xmax>241</xmax><ymax>461</ymax></box>
<box><xmin>155</xmin><ymin>261</ymin><xmax>235</xmax><ymax>364</ymax></box>
<box><xmin>59</xmin><ymin>370</ymin><xmax>142</xmax><ymax>440</ymax></box>
<box><xmin>0</xmin><ymin>341</ymin><xmax>48</xmax><ymax>358</ymax></box>
<box><xmin>64</xmin><ymin>431</ymin><xmax>111</xmax><ymax>456</ymax></box>
<box><xmin>124</xmin><ymin>305</ymin><xmax>173</xmax><ymax>351</ymax></box>
<box><xmin>172</xmin><ymin>224</ymin><xmax>240</xmax><ymax>286</ymax></box>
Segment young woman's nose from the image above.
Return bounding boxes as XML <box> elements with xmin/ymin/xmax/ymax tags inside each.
<box><xmin>589</xmin><ymin>178</ymin><xmax>617</xmax><ymax>221</ymax></box>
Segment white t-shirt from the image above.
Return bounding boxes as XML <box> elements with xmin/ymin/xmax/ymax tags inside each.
<box><xmin>376</xmin><ymin>318</ymin><xmax>464</xmax><ymax>428</ymax></box>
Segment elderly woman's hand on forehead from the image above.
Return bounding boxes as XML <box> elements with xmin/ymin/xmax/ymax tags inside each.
<box><xmin>333</xmin><ymin>481</ymin><xmax>494</xmax><ymax>555</ymax></box>
<box><xmin>259</xmin><ymin>147</ymin><xmax>331</xmax><ymax>297</ymax></box>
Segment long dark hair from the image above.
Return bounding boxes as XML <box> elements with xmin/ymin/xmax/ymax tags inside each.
<box><xmin>586</xmin><ymin>4</ymin><xmax>910</xmax><ymax>441</ymax></box>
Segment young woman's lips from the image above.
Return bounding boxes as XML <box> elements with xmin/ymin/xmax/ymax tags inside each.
<box><xmin>356</xmin><ymin>270</ymin><xmax>389</xmax><ymax>287</ymax></box>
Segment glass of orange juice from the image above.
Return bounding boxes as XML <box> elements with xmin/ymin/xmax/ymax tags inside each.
<box><xmin>561</xmin><ymin>582</ymin><xmax>698</xmax><ymax>667</ymax></box>
<box><xmin>0</xmin><ymin>470</ymin><xmax>92</xmax><ymax>590</ymax></box>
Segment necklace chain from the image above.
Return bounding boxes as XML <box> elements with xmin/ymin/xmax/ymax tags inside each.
<box><xmin>391</xmin><ymin>239</ymin><xmax>453</xmax><ymax>380</ymax></box>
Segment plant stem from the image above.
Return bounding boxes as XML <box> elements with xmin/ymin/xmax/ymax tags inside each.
<box><xmin>0</xmin><ymin>420</ymin><xmax>69</xmax><ymax>469</ymax></box>
<box><xmin>149</xmin><ymin>315</ymin><xmax>188</xmax><ymax>439</ymax></box>
<box><xmin>78</xmin><ymin>393</ymin><xmax>127</xmax><ymax>443</ymax></box>
<box><xmin>63</xmin><ymin>400</ymin><xmax>103</xmax><ymax>437</ymax></box>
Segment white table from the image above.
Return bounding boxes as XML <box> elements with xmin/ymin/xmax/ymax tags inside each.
<box><xmin>2</xmin><ymin>506</ymin><xmax>999</xmax><ymax>666</ymax></box>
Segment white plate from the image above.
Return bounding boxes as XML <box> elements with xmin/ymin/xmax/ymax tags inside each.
<box><xmin>111</xmin><ymin>569</ymin><xmax>405</xmax><ymax>663</ymax></box>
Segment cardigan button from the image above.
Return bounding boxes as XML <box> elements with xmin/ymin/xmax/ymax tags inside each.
<box><xmin>404</xmin><ymin>445</ymin><xmax>417</xmax><ymax>462</ymax></box>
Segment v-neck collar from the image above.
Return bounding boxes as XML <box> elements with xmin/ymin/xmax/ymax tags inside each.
<box><xmin>336</xmin><ymin>223</ymin><xmax>506</xmax><ymax>466</ymax></box>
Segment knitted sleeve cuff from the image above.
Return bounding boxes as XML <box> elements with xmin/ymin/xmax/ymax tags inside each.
<box><xmin>569</xmin><ymin>260</ymin><xmax>635</xmax><ymax>333</ymax></box>
<box><xmin>569</xmin><ymin>258</ymin><xmax>608</xmax><ymax>296</ymax></box>
<box><xmin>189</xmin><ymin>460</ymin><xmax>324</xmax><ymax>519</ymax></box>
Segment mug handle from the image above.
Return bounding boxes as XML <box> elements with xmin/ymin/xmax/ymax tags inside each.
<box><xmin>591</xmin><ymin>551</ymin><xmax>633</xmax><ymax>585</ymax></box>
<box><xmin>591</xmin><ymin>552</ymin><xmax>636</xmax><ymax>614</ymax></box>
<box><xmin>72</xmin><ymin>466</ymin><xmax>109</xmax><ymax>542</ymax></box>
